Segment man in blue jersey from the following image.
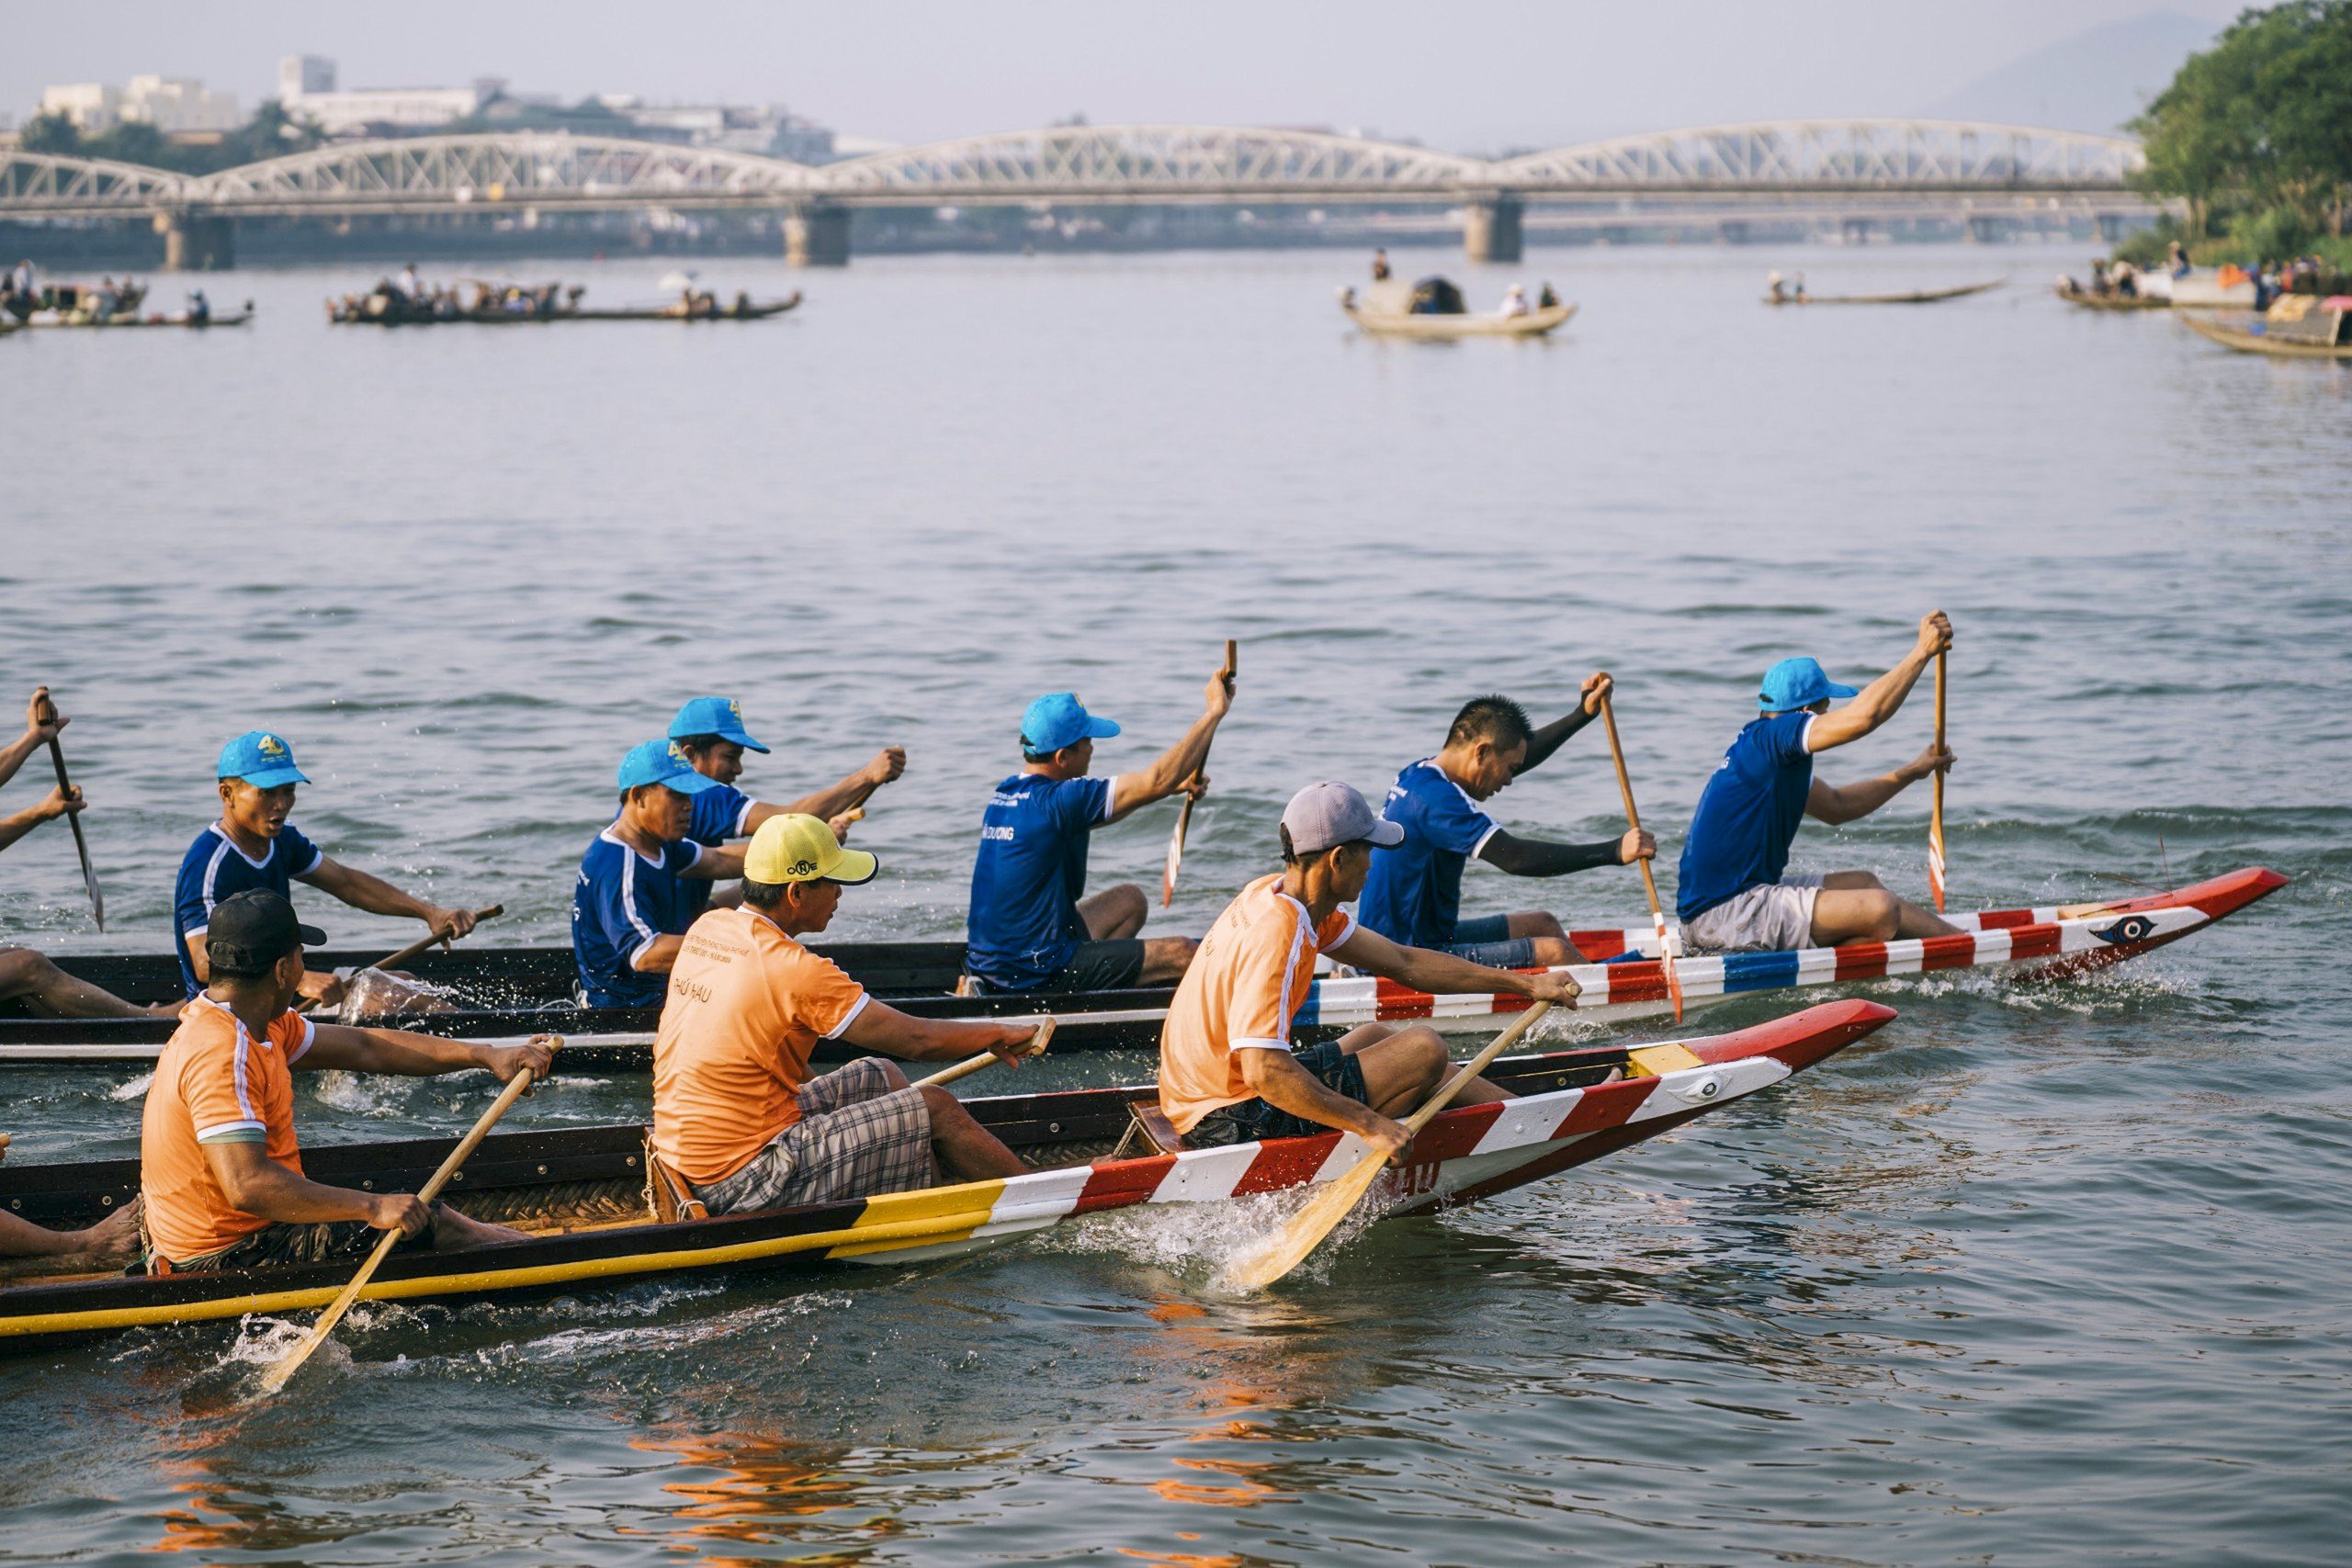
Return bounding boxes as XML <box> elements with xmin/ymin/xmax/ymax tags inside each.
<box><xmin>664</xmin><ymin>695</ymin><xmax>904</xmax><ymax>918</ymax></box>
<box><xmin>1357</xmin><ymin>677</ymin><xmax>1654</xmax><ymax>968</ymax></box>
<box><xmin>964</xmin><ymin>666</ymin><xmax>1235</xmax><ymax>994</ymax></box>
<box><xmin>572</xmin><ymin>739</ymin><xmax>750</xmax><ymax>1009</ymax></box>
<box><xmin>173</xmin><ymin>731</ymin><xmax>480</xmax><ymax>1004</ymax></box>
<box><xmin>1677</xmin><ymin>612</ymin><xmax>1962</xmax><ymax>952</ymax></box>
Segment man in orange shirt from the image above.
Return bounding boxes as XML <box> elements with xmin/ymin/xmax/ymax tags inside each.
<box><xmin>1160</xmin><ymin>782</ymin><xmax>1585</xmax><ymax>1155</ymax></box>
<box><xmin>653</xmin><ymin>814</ymin><xmax>1045</xmax><ymax>1215</ymax></box>
<box><xmin>140</xmin><ymin>890</ymin><xmax>553</xmax><ymax>1274</ymax></box>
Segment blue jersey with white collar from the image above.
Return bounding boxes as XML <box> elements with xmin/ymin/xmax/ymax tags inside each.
<box><xmin>571</xmin><ymin>829</ymin><xmax>709</xmax><ymax>1009</ymax></box>
<box><xmin>172</xmin><ymin>821</ymin><xmax>324</xmax><ymax>998</ymax></box>
<box><xmin>1357</xmin><ymin>759</ymin><xmax>1499</xmax><ymax>950</ymax></box>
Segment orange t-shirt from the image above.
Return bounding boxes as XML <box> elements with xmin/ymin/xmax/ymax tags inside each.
<box><xmin>140</xmin><ymin>997</ymin><xmax>316</xmax><ymax>1263</ymax></box>
<box><xmin>650</xmin><ymin>907</ymin><xmax>873</xmax><ymax>1185</ymax></box>
<box><xmin>1158</xmin><ymin>874</ymin><xmax>1357</xmax><ymax>1134</ymax></box>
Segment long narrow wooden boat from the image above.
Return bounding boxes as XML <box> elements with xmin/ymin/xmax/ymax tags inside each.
<box><xmin>1766</xmin><ymin>279</ymin><xmax>2004</xmax><ymax>306</ymax></box>
<box><xmin>330</xmin><ymin>295</ymin><xmax>800</xmax><ymax>327</ymax></box>
<box><xmin>1342</xmin><ymin>301</ymin><xmax>1575</xmax><ymax>338</ymax></box>
<box><xmin>0</xmin><ymin>999</ymin><xmax>1894</xmax><ymax>1348</ymax></box>
<box><xmin>1</xmin><ymin>867</ymin><xmax>2283</xmax><ymax>1070</ymax></box>
<box><xmin>2181</xmin><ymin>302</ymin><xmax>2352</xmax><ymax>359</ymax></box>
<box><xmin>2053</xmin><ymin>285</ymin><xmax>2168</xmax><ymax>311</ymax></box>
<box><xmin>20</xmin><ymin>307</ymin><xmax>254</xmax><ymax>330</ymax></box>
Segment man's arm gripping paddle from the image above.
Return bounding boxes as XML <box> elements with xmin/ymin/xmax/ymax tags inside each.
<box><xmin>29</xmin><ymin>689</ymin><xmax>102</xmax><ymax>931</ymax></box>
<box><xmin>918</xmin><ymin>1017</ymin><xmax>1056</xmax><ymax>1089</ymax></box>
<box><xmin>1599</xmin><ymin>693</ymin><xmax>1682</xmax><ymax>1021</ymax></box>
<box><xmin>1162</xmin><ymin>640</ymin><xmax>1238</xmax><ymax>908</ymax></box>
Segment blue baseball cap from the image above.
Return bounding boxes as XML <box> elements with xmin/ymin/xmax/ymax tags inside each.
<box><xmin>668</xmin><ymin>696</ymin><xmax>769</xmax><ymax>754</ymax></box>
<box><xmin>616</xmin><ymin>739</ymin><xmax>720</xmax><ymax>795</ymax></box>
<box><xmin>1758</xmin><ymin>657</ymin><xmax>1860</xmax><ymax>712</ymax></box>
<box><xmin>1021</xmin><ymin>693</ymin><xmax>1120</xmax><ymax>756</ymax></box>
<box><xmin>218</xmin><ymin>731</ymin><xmax>310</xmax><ymax>789</ymax></box>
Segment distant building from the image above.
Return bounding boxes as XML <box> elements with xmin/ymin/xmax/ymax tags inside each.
<box><xmin>40</xmin><ymin>75</ymin><xmax>241</xmax><ymax>134</ymax></box>
<box><xmin>596</xmin><ymin>96</ymin><xmax>837</xmax><ymax>162</ymax></box>
<box><xmin>277</xmin><ymin>55</ymin><xmax>497</xmax><ymax>137</ymax></box>
<box><xmin>278</xmin><ymin>55</ymin><xmax>336</xmax><ymax>100</ymax></box>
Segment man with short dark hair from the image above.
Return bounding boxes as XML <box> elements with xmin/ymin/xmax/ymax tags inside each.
<box><xmin>662</xmin><ymin>695</ymin><xmax>905</xmax><ymax>919</ymax></box>
<box><xmin>0</xmin><ymin>686</ymin><xmax>164</xmax><ymax>1019</ymax></box>
<box><xmin>139</xmin><ymin>889</ymin><xmax>550</xmax><ymax>1274</ymax></box>
<box><xmin>1158</xmin><ymin>783</ymin><xmax>1585</xmax><ymax>1154</ymax></box>
<box><xmin>653</xmin><ymin>815</ymin><xmax>1040</xmax><ymax>1214</ymax></box>
<box><xmin>1357</xmin><ymin>675</ymin><xmax>1654</xmax><ymax>969</ymax></box>
<box><xmin>1676</xmin><ymin>612</ymin><xmax>1962</xmax><ymax>951</ymax></box>
<box><xmin>173</xmin><ymin>730</ymin><xmax>481</xmax><ymax>1004</ymax></box>
<box><xmin>572</xmin><ymin>739</ymin><xmax>750</xmax><ymax>1009</ymax></box>
<box><xmin>963</xmin><ymin>663</ymin><xmax>1235</xmax><ymax>994</ymax></box>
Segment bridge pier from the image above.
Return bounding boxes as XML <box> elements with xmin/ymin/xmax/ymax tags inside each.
<box><xmin>1966</xmin><ymin>215</ymin><xmax>2004</xmax><ymax>244</ymax></box>
<box><xmin>1718</xmin><ymin>219</ymin><xmax>1750</xmax><ymax>245</ymax></box>
<box><xmin>154</xmin><ymin>209</ymin><xmax>235</xmax><ymax>271</ymax></box>
<box><xmin>785</xmin><ymin>203</ymin><xmax>852</xmax><ymax>267</ymax></box>
<box><xmin>1840</xmin><ymin>216</ymin><xmax>1872</xmax><ymax>245</ymax></box>
<box><xmin>1463</xmin><ymin>193</ymin><xmax>1524</xmax><ymax>265</ymax></box>
<box><xmin>2096</xmin><ymin>212</ymin><xmax>2129</xmax><ymax>242</ymax></box>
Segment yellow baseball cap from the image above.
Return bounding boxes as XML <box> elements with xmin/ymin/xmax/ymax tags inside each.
<box><xmin>742</xmin><ymin>813</ymin><xmax>877</xmax><ymax>886</ymax></box>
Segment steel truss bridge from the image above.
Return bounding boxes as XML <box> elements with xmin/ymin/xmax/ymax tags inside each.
<box><xmin>0</xmin><ymin>119</ymin><xmax>2154</xmax><ymax>267</ymax></box>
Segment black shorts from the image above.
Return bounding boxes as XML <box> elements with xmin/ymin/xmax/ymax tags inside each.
<box><xmin>1186</xmin><ymin>1039</ymin><xmax>1371</xmax><ymax>1147</ymax></box>
<box><xmin>970</xmin><ymin>940</ymin><xmax>1147</xmax><ymax>995</ymax></box>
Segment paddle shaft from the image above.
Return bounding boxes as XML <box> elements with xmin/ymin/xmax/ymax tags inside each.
<box><xmin>1929</xmin><ymin>649</ymin><xmax>1948</xmax><ymax>911</ymax></box>
<box><xmin>366</xmin><ymin>905</ymin><xmax>503</xmax><ymax>975</ymax></box>
<box><xmin>1597</xmin><ymin>694</ymin><xmax>1682</xmax><ymax>1019</ymax></box>
<box><xmin>1162</xmin><ymin>640</ymin><xmax>1238</xmax><ymax>908</ymax></box>
<box><xmin>257</xmin><ymin>1047</ymin><xmax>553</xmax><ymax>1395</ymax></box>
<box><xmin>1401</xmin><ymin>999</ymin><xmax>1555</xmax><ymax>1136</ymax></box>
<box><xmin>918</xmin><ymin>1016</ymin><xmax>1057</xmax><ymax>1089</ymax></box>
<box><xmin>28</xmin><ymin>690</ymin><xmax>101</xmax><ymax>931</ymax></box>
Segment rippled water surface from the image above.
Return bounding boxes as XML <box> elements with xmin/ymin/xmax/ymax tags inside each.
<box><xmin>2</xmin><ymin>246</ymin><xmax>2347</xmax><ymax>1564</ymax></box>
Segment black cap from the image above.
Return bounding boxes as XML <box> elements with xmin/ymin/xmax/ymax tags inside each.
<box><xmin>205</xmin><ymin>889</ymin><xmax>326</xmax><ymax>978</ymax></box>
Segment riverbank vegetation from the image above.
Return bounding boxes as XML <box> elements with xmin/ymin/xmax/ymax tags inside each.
<box><xmin>17</xmin><ymin>100</ymin><xmax>322</xmax><ymax>175</ymax></box>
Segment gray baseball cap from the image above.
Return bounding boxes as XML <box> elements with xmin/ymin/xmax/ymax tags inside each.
<box><xmin>1281</xmin><ymin>781</ymin><xmax>1406</xmax><ymax>856</ymax></box>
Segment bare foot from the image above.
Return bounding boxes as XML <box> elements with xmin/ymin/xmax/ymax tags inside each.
<box><xmin>429</xmin><ymin>1204</ymin><xmax>530</xmax><ymax>1251</ymax></box>
<box><xmin>77</xmin><ymin>1199</ymin><xmax>143</xmax><ymax>1266</ymax></box>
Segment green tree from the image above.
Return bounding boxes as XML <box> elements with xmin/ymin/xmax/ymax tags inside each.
<box><xmin>18</xmin><ymin>109</ymin><xmax>82</xmax><ymax>156</ymax></box>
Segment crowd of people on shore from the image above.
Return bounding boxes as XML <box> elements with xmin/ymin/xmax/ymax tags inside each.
<box><xmin>0</xmin><ymin>613</ymin><xmax>1959</xmax><ymax>1277</ymax></box>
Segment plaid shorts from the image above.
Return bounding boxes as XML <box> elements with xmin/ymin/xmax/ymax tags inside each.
<box><xmin>153</xmin><ymin>1211</ymin><xmax>431</xmax><ymax>1275</ymax></box>
<box><xmin>692</xmin><ymin>1057</ymin><xmax>936</xmax><ymax>1215</ymax></box>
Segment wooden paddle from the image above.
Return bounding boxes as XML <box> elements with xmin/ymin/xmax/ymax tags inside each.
<box><xmin>28</xmin><ymin>689</ymin><xmax>102</xmax><ymax>931</ymax></box>
<box><xmin>1227</xmin><ymin>1000</ymin><xmax>1555</xmax><ymax>1292</ymax></box>
<box><xmin>1162</xmin><ymin>640</ymin><xmax>1238</xmax><ymax>908</ymax></box>
<box><xmin>1928</xmin><ymin>649</ymin><xmax>1949</xmax><ymax>913</ymax></box>
<box><xmin>256</xmin><ymin>1038</ymin><xmax>559</xmax><ymax>1395</ymax></box>
<box><xmin>917</xmin><ymin>1017</ymin><xmax>1057</xmax><ymax>1089</ymax></box>
<box><xmin>1598</xmin><ymin>693</ymin><xmax>1683</xmax><ymax>1022</ymax></box>
<box><xmin>365</xmin><ymin>905</ymin><xmax>504</xmax><ymax>976</ymax></box>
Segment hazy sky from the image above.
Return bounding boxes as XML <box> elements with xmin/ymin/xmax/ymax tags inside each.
<box><xmin>6</xmin><ymin>1</ymin><xmax>2242</xmax><ymax>152</ymax></box>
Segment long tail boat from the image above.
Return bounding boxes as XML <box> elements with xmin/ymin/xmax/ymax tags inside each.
<box><xmin>1766</xmin><ymin>279</ymin><xmax>2005</xmax><ymax>305</ymax></box>
<box><xmin>327</xmin><ymin>293</ymin><xmax>801</xmax><ymax>326</ymax></box>
<box><xmin>2181</xmin><ymin>299</ymin><xmax>2352</xmax><ymax>359</ymax></box>
<box><xmin>2053</xmin><ymin>284</ymin><xmax>2169</xmax><ymax>311</ymax></box>
<box><xmin>19</xmin><ymin>305</ymin><xmax>254</xmax><ymax>330</ymax></box>
<box><xmin>0</xmin><ymin>868</ymin><xmax>2283</xmax><ymax>1071</ymax></box>
<box><xmin>0</xmin><ymin>1000</ymin><xmax>1893</xmax><ymax>1349</ymax></box>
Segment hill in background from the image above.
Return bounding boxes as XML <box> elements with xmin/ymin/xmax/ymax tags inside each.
<box><xmin>1921</xmin><ymin>9</ymin><xmax>2217</xmax><ymax>135</ymax></box>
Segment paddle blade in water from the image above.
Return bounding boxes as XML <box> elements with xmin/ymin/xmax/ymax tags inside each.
<box><xmin>1224</xmin><ymin>1151</ymin><xmax>1387</xmax><ymax>1292</ymax></box>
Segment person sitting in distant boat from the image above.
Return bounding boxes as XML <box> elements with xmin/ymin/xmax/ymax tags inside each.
<box><xmin>962</xmin><ymin>672</ymin><xmax>1234</xmax><ymax>997</ymax></box>
<box><xmin>1356</xmin><ymin>681</ymin><xmax>1653</xmax><ymax>971</ymax></box>
<box><xmin>0</xmin><ymin>688</ymin><xmax>169</xmax><ymax>1021</ymax></box>
<box><xmin>1156</xmin><ymin>783</ymin><xmax>1585</xmax><ymax>1156</ymax></box>
<box><xmin>1769</xmin><ymin>271</ymin><xmax>1789</xmax><ymax>303</ymax></box>
<box><xmin>185</xmin><ymin>288</ymin><xmax>209</xmax><ymax>325</ymax></box>
<box><xmin>662</xmin><ymin>695</ymin><xmax>905</xmax><ymax>920</ymax></box>
<box><xmin>733</xmin><ymin>289</ymin><xmax>752</xmax><ymax>317</ymax></box>
<box><xmin>397</xmin><ymin>264</ymin><xmax>422</xmax><ymax>300</ymax></box>
<box><xmin>1371</xmin><ymin>248</ymin><xmax>1392</xmax><ymax>282</ymax></box>
<box><xmin>650</xmin><ymin>815</ymin><xmax>1039</xmax><ymax>1216</ymax></box>
<box><xmin>572</xmin><ymin>739</ymin><xmax>751</xmax><ymax>1010</ymax></box>
<box><xmin>2168</xmin><ymin>240</ymin><xmax>2192</xmax><ymax>279</ymax></box>
<box><xmin>1499</xmin><ymin>285</ymin><xmax>1532</xmax><ymax>318</ymax></box>
<box><xmin>1792</xmin><ymin>272</ymin><xmax>1809</xmax><ymax>302</ymax></box>
<box><xmin>1537</xmin><ymin>282</ymin><xmax>1559</xmax><ymax>309</ymax></box>
<box><xmin>139</xmin><ymin>889</ymin><xmax>549</xmax><ymax>1275</ymax></box>
<box><xmin>6</xmin><ymin>260</ymin><xmax>30</xmax><ymax>299</ymax></box>
<box><xmin>173</xmin><ymin>730</ymin><xmax>482</xmax><ymax>1006</ymax></box>
<box><xmin>2111</xmin><ymin>262</ymin><xmax>2139</xmax><ymax>299</ymax></box>
<box><xmin>0</xmin><ymin>1134</ymin><xmax>141</xmax><ymax>1266</ymax></box>
<box><xmin>1675</xmin><ymin>612</ymin><xmax>1962</xmax><ymax>953</ymax></box>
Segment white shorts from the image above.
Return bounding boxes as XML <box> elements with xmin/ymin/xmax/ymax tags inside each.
<box><xmin>1683</xmin><ymin>875</ymin><xmax>1824</xmax><ymax>953</ymax></box>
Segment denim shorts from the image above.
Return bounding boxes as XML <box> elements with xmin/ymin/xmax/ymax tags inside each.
<box><xmin>1440</xmin><ymin>913</ymin><xmax>1539</xmax><ymax>970</ymax></box>
<box><xmin>1186</xmin><ymin>1039</ymin><xmax>1373</xmax><ymax>1147</ymax></box>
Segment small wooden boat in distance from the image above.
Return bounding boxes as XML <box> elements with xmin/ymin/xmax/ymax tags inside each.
<box><xmin>1340</xmin><ymin>288</ymin><xmax>1575</xmax><ymax>338</ymax></box>
<box><xmin>1766</xmin><ymin>278</ymin><xmax>2005</xmax><ymax>305</ymax></box>
<box><xmin>2180</xmin><ymin>298</ymin><xmax>2352</xmax><ymax>359</ymax></box>
<box><xmin>2053</xmin><ymin>284</ymin><xmax>2169</xmax><ymax>311</ymax></box>
<box><xmin>21</xmin><ymin>304</ymin><xmax>254</xmax><ymax>330</ymax></box>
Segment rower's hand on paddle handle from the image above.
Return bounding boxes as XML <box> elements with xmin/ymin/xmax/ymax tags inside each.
<box><xmin>25</xmin><ymin>687</ymin><xmax>65</xmax><ymax>743</ymax></box>
<box><xmin>1618</xmin><ymin>827</ymin><xmax>1656</xmax><ymax>864</ymax></box>
<box><xmin>1205</xmin><ymin>662</ymin><xmax>1236</xmax><ymax>718</ymax></box>
<box><xmin>864</xmin><ymin>747</ymin><xmax>907</xmax><ymax>788</ymax></box>
<box><xmin>1917</xmin><ymin>610</ymin><xmax>1953</xmax><ymax>660</ymax></box>
<box><xmin>426</xmin><ymin>905</ymin><xmax>478</xmax><ymax>941</ymax></box>
<box><xmin>1906</xmin><ymin>742</ymin><xmax>1957</xmax><ymax>784</ymax></box>
<box><xmin>1364</xmin><ymin>1114</ymin><xmax>1413</xmax><ymax>1167</ymax></box>
<box><xmin>369</xmin><ymin>1191</ymin><xmax>433</xmax><ymax>1238</ymax></box>
<box><xmin>1526</xmin><ymin>970</ymin><xmax>1583</xmax><ymax>1004</ymax></box>
<box><xmin>483</xmin><ymin>1036</ymin><xmax>557</xmax><ymax>1089</ymax></box>
<box><xmin>1580</xmin><ymin>671</ymin><xmax>1613</xmax><ymax>716</ymax></box>
<box><xmin>1181</xmin><ymin>770</ymin><xmax>1211</xmax><ymax>804</ymax></box>
<box><xmin>297</xmin><ymin>970</ymin><xmax>348</xmax><ymax>1010</ymax></box>
<box><xmin>36</xmin><ymin>784</ymin><xmax>84</xmax><ymax>821</ymax></box>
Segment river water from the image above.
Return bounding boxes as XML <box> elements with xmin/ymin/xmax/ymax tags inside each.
<box><xmin>1</xmin><ymin>243</ymin><xmax>2346</xmax><ymax>1564</ymax></box>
